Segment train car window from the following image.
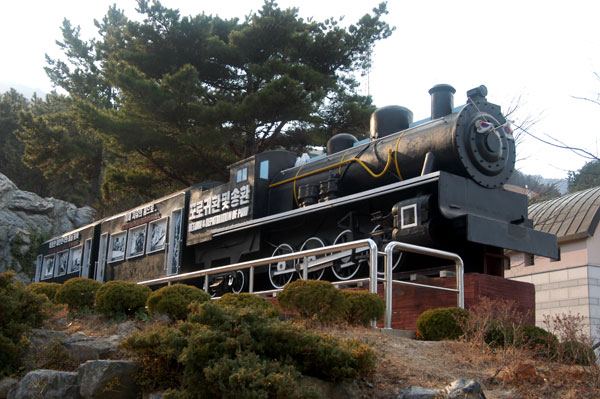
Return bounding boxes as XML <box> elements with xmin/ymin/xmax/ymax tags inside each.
<box><xmin>401</xmin><ymin>204</ymin><xmax>418</xmax><ymax>229</ymax></box>
<box><xmin>108</xmin><ymin>231</ymin><xmax>127</xmax><ymax>263</ymax></box>
<box><xmin>236</xmin><ymin>167</ymin><xmax>248</xmax><ymax>183</ymax></box>
<box><xmin>147</xmin><ymin>218</ymin><xmax>168</xmax><ymax>254</ymax></box>
<box><xmin>35</xmin><ymin>254</ymin><xmax>43</xmax><ymax>282</ymax></box>
<box><xmin>127</xmin><ymin>225</ymin><xmax>147</xmax><ymax>259</ymax></box>
<box><xmin>82</xmin><ymin>239</ymin><xmax>92</xmax><ymax>278</ymax></box>
<box><xmin>167</xmin><ymin>209</ymin><xmax>183</xmax><ymax>275</ymax></box>
<box><xmin>54</xmin><ymin>250</ymin><xmax>69</xmax><ymax>277</ymax></box>
<box><xmin>42</xmin><ymin>254</ymin><xmax>55</xmax><ymax>280</ymax></box>
<box><xmin>96</xmin><ymin>233</ymin><xmax>108</xmax><ymax>282</ymax></box>
<box><xmin>260</xmin><ymin>160</ymin><xmax>269</xmax><ymax>179</ymax></box>
<box><xmin>68</xmin><ymin>245</ymin><xmax>83</xmax><ymax>274</ymax></box>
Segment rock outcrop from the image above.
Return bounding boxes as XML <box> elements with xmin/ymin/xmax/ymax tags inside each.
<box><xmin>0</xmin><ymin>173</ymin><xmax>95</xmax><ymax>280</ymax></box>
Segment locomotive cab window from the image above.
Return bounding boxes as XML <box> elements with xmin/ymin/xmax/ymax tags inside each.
<box><xmin>259</xmin><ymin>160</ymin><xmax>269</xmax><ymax>180</ymax></box>
<box><xmin>236</xmin><ymin>167</ymin><xmax>248</xmax><ymax>183</ymax></box>
<box><xmin>401</xmin><ymin>204</ymin><xmax>418</xmax><ymax>229</ymax></box>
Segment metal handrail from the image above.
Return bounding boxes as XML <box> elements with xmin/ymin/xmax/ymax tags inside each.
<box><xmin>138</xmin><ymin>239</ymin><xmax>379</xmax><ymax>299</ymax></box>
<box><xmin>383</xmin><ymin>242</ymin><xmax>464</xmax><ymax>329</ymax></box>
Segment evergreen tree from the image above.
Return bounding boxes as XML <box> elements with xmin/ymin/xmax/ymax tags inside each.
<box><xmin>18</xmin><ymin>93</ymin><xmax>105</xmax><ymax>206</ymax></box>
<box><xmin>36</xmin><ymin>0</ymin><xmax>392</xmax><ymax>209</ymax></box>
<box><xmin>568</xmin><ymin>160</ymin><xmax>600</xmax><ymax>192</ymax></box>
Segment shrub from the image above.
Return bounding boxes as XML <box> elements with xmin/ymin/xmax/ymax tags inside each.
<box><xmin>416</xmin><ymin>307</ymin><xmax>470</xmax><ymax>341</ymax></box>
<box><xmin>216</xmin><ymin>293</ymin><xmax>279</xmax><ymax>318</ymax></box>
<box><xmin>277</xmin><ymin>279</ymin><xmax>346</xmax><ymax>323</ymax></box>
<box><xmin>146</xmin><ymin>284</ymin><xmax>210</xmax><ymax>321</ymax></box>
<box><xmin>341</xmin><ymin>290</ymin><xmax>385</xmax><ymax>326</ymax></box>
<box><xmin>191</xmin><ymin>352</ymin><xmax>301</xmax><ymax>399</ymax></box>
<box><xmin>120</xmin><ymin>325</ymin><xmax>188</xmax><ymax>392</ymax></box>
<box><xmin>55</xmin><ymin>277</ymin><xmax>101</xmax><ymax>310</ymax></box>
<box><xmin>95</xmin><ymin>280</ymin><xmax>152</xmax><ymax>317</ymax></box>
<box><xmin>0</xmin><ymin>271</ymin><xmax>49</xmax><ymax>376</ymax></box>
<box><xmin>561</xmin><ymin>340</ymin><xmax>596</xmax><ymax>366</ymax></box>
<box><xmin>486</xmin><ymin>323</ymin><xmax>558</xmax><ymax>356</ymax></box>
<box><xmin>27</xmin><ymin>282</ymin><xmax>61</xmax><ymax>302</ymax></box>
<box><xmin>124</xmin><ymin>301</ymin><xmax>376</xmax><ymax>396</ymax></box>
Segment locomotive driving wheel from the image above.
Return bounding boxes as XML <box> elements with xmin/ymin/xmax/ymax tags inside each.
<box><xmin>297</xmin><ymin>237</ymin><xmax>326</xmax><ymax>280</ymax></box>
<box><xmin>330</xmin><ymin>230</ymin><xmax>363</xmax><ymax>281</ymax></box>
<box><xmin>268</xmin><ymin>243</ymin><xmax>296</xmax><ymax>289</ymax></box>
<box><xmin>228</xmin><ymin>270</ymin><xmax>246</xmax><ymax>294</ymax></box>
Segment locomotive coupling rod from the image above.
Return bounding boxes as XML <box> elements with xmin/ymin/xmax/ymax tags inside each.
<box><xmin>383</xmin><ymin>242</ymin><xmax>464</xmax><ymax>330</ymax></box>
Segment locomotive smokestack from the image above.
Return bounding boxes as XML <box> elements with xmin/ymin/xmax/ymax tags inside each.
<box><xmin>428</xmin><ymin>84</ymin><xmax>456</xmax><ymax>119</ymax></box>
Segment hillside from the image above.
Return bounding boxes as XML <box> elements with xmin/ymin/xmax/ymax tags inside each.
<box><xmin>23</xmin><ymin>308</ymin><xmax>600</xmax><ymax>399</ymax></box>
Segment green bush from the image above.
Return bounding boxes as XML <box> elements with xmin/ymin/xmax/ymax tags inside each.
<box><xmin>216</xmin><ymin>293</ymin><xmax>279</xmax><ymax>318</ymax></box>
<box><xmin>95</xmin><ymin>280</ymin><xmax>152</xmax><ymax>317</ymax></box>
<box><xmin>0</xmin><ymin>271</ymin><xmax>49</xmax><ymax>376</ymax></box>
<box><xmin>485</xmin><ymin>323</ymin><xmax>558</xmax><ymax>356</ymax></box>
<box><xmin>416</xmin><ymin>307</ymin><xmax>470</xmax><ymax>341</ymax></box>
<box><xmin>146</xmin><ymin>284</ymin><xmax>210</xmax><ymax>321</ymax></box>
<box><xmin>27</xmin><ymin>282</ymin><xmax>61</xmax><ymax>303</ymax></box>
<box><xmin>191</xmin><ymin>352</ymin><xmax>301</xmax><ymax>399</ymax></box>
<box><xmin>119</xmin><ymin>325</ymin><xmax>188</xmax><ymax>392</ymax></box>
<box><xmin>123</xmin><ymin>301</ymin><xmax>376</xmax><ymax>396</ymax></box>
<box><xmin>277</xmin><ymin>279</ymin><xmax>346</xmax><ymax>323</ymax></box>
<box><xmin>341</xmin><ymin>290</ymin><xmax>385</xmax><ymax>326</ymax></box>
<box><xmin>55</xmin><ymin>278</ymin><xmax>101</xmax><ymax>310</ymax></box>
<box><xmin>561</xmin><ymin>340</ymin><xmax>596</xmax><ymax>366</ymax></box>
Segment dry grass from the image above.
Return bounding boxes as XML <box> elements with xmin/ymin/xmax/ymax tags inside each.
<box><xmin>319</xmin><ymin>325</ymin><xmax>600</xmax><ymax>399</ymax></box>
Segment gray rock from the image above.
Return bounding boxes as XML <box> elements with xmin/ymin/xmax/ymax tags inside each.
<box><xmin>77</xmin><ymin>360</ymin><xmax>141</xmax><ymax>399</ymax></box>
<box><xmin>297</xmin><ymin>376</ymin><xmax>361</xmax><ymax>399</ymax></box>
<box><xmin>0</xmin><ymin>378</ymin><xmax>18</xmax><ymax>399</ymax></box>
<box><xmin>444</xmin><ymin>379</ymin><xmax>486</xmax><ymax>399</ymax></box>
<box><xmin>61</xmin><ymin>333</ymin><xmax>123</xmax><ymax>364</ymax></box>
<box><xmin>397</xmin><ymin>386</ymin><xmax>442</xmax><ymax>399</ymax></box>
<box><xmin>0</xmin><ymin>173</ymin><xmax>95</xmax><ymax>279</ymax></box>
<box><xmin>7</xmin><ymin>370</ymin><xmax>80</xmax><ymax>399</ymax></box>
<box><xmin>143</xmin><ymin>393</ymin><xmax>164</xmax><ymax>399</ymax></box>
<box><xmin>117</xmin><ymin>320</ymin><xmax>138</xmax><ymax>337</ymax></box>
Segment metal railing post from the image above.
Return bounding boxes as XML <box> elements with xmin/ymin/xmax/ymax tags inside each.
<box><xmin>303</xmin><ymin>256</ymin><xmax>308</xmax><ymax>280</ymax></box>
<box><xmin>383</xmin><ymin>242</ymin><xmax>464</xmax><ymax>330</ymax></box>
<box><xmin>384</xmin><ymin>245</ymin><xmax>393</xmax><ymax>330</ymax></box>
<box><xmin>249</xmin><ymin>267</ymin><xmax>255</xmax><ymax>294</ymax></box>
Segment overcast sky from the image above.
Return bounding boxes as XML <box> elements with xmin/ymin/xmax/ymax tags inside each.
<box><xmin>2</xmin><ymin>0</ymin><xmax>599</xmax><ymax>179</ymax></box>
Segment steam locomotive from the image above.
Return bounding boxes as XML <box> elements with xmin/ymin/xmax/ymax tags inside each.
<box><xmin>35</xmin><ymin>84</ymin><xmax>558</xmax><ymax>293</ymax></box>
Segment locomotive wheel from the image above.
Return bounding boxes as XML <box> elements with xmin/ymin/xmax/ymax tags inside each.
<box><xmin>371</xmin><ymin>225</ymin><xmax>402</xmax><ymax>276</ymax></box>
<box><xmin>228</xmin><ymin>270</ymin><xmax>246</xmax><ymax>294</ymax></box>
<box><xmin>297</xmin><ymin>237</ymin><xmax>326</xmax><ymax>280</ymax></box>
<box><xmin>268</xmin><ymin>243</ymin><xmax>296</xmax><ymax>289</ymax></box>
<box><xmin>330</xmin><ymin>230</ymin><xmax>363</xmax><ymax>281</ymax></box>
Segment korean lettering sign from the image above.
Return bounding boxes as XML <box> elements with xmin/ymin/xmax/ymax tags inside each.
<box><xmin>188</xmin><ymin>184</ymin><xmax>251</xmax><ymax>232</ymax></box>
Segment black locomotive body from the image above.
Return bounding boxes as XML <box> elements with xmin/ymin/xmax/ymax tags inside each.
<box><xmin>36</xmin><ymin>84</ymin><xmax>558</xmax><ymax>293</ymax></box>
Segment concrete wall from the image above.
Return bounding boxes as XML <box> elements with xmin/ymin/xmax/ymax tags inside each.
<box><xmin>506</xmin><ymin>233</ymin><xmax>600</xmax><ymax>341</ymax></box>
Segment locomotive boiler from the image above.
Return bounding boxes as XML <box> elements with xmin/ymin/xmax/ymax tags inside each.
<box><xmin>36</xmin><ymin>84</ymin><xmax>558</xmax><ymax>294</ymax></box>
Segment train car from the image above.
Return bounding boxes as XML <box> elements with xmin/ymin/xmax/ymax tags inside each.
<box><xmin>35</xmin><ymin>221</ymin><xmax>101</xmax><ymax>283</ymax></box>
<box><xmin>95</xmin><ymin>191</ymin><xmax>187</xmax><ymax>283</ymax></box>
<box><xmin>36</xmin><ymin>84</ymin><xmax>558</xmax><ymax>294</ymax></box>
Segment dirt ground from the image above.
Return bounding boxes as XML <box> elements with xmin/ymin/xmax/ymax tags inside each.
<box><xmin>43</xmin><ymin>309</ymin><xmax>599</xmax><ymax>399</ymax></box>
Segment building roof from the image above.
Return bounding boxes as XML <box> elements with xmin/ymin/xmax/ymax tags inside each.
<box><xmin>528</xmin><ymin>186</ymin><xmax>600</xmax><ymax>242</ymax></box>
